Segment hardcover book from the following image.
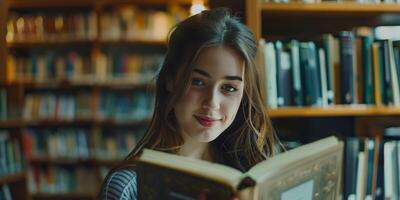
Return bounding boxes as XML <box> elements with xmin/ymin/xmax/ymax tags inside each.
<box><xmin>137</xmin><ymin>136</ymin><xmax>343</xmax><ymax>200</ymax></box>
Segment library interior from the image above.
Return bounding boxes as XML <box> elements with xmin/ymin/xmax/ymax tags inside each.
<box><xmin>1</xmin><ymin>0</ymin><xmax>400</xmax><ymax>199</ymax></box>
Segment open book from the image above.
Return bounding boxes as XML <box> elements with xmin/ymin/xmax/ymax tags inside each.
<box><xmin>137</xmin><ymin>136</ymin><xmax>343</xmax><ymax>200</ymax></box>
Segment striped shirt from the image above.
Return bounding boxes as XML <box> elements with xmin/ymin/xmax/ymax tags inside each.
<box><xmin>100</xmin><ymin>168</ymin><xmax>137</xmax><ymax>200</ymax></box>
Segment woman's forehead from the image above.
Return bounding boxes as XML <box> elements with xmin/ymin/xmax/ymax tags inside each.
<box><xmin>192</xmin><ymin>46</ymin><xmax>245</xmax><ymax>76</ymax></box>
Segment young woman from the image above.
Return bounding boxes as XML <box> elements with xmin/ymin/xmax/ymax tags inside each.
<box><xmin>99</xmin><ymin>7</ymin><xmax>280</xmax><ymax>200</ymax></box>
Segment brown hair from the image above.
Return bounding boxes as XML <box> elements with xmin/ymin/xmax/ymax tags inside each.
<box><xmin>108</xmin><ymin>7</ymin><xmax>279</xmax><ymax>175</ymax></box>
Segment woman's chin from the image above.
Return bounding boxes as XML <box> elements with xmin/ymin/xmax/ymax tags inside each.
<box><xmin>189</xmin><ymin>131</ymin><xmax>220</xmax><ymax>143</ymax></box>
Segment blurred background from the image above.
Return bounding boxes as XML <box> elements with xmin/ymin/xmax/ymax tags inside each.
<box><xmin>2</xmin><ymin>0</ymin><xmax>400</xmax><ymax>199</ymax></box>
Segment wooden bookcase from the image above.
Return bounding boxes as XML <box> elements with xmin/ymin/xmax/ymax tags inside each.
<box><xmin>207</xmin><ymin>2</ymin><xmax>400</xmax><ymax>198</ymax></box>
<box><xmin>210</xmin><ymin>0</ymin><xmax>400</xmax><ymax>140</ymax></box>
<box><xmin>0</xmin><ymin>0</ymin><xmax>206</xmax><ymax>199</ymax></box>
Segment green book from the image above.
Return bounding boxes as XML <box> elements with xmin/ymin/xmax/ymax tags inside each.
<box><xmin>361</xmin><ymin>35</ymin><xmax>374</xmax><ymax>105</ymax></box>
<box><xmin>0</xmin><ymin>88</ymin><xmax>7</xmax><ymax>120</ymax></box>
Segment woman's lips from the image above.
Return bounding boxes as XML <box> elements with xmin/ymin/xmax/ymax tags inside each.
<box><xmin>194</xmin><ymin>116</ymin><xmax>219</xmax><ymax>127</ymax></box>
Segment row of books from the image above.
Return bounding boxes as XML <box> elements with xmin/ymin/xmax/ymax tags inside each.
<box><xmin>260</xmin><ymin>30</ymin><xmax>400</xmax><ymax>108</ymax></box>
<box><xmin>0</xmin><ymin>185</ymin><xmax>12</xmax><ymax>200</ymax></box>
<box><xmin>23</xmin><ymin>91</ymin><xmax>93</xmax><ymax>120</ymax></box>
<box><xmin>0</xmin><ymin>131</ymin><xmax>24</xmax><ymax>177</ymax></box>
<box><xmin>23</xmin><ymin>128</ymin><xmax>90</xmax><ymax>159</ymax></box>
<box><xmin>100</xmin><ymin>6</ymin><xmax>188</xmax><ymax>41</ymax></box>
<box><xmin>23</xmin><ymin>91</ymin><xmax>154</xmax><ymax>121</ymax></box>
<box><xmin>260</xmin><ymin>38</ymin><xmax>333</xmax><ymax>107</ymax></box>
<box><xmin>0</xmin><ymin>88</ymin><xmax>6</xmax><ymax>120</ymax></box>
<box><xmin>6</xmin><ymin>50</ymin><xmax>163</xmax><ymax>84</ymax></box>
<box><xmin>23</xmin><ymin>127</ymin><xmax>145</xmax><ymax>160</ymax></box>
<box><xmin>7</xmin><ymin>12</ymin><xmax>97</xmax><ymax>43</ymax></box>
<box><xmin>343</xmin><ymin>128</ymin><xmax>400</xmax><ymax>200</ymax></box>
<box><xmin>98</xmin><ymin>91</ymin><xmax>154</xmax><ymax>121</ymax></box>
<box><xmin>6</xmin><ymin>5</ymin><xmax>189</xmax><ymax>43</ymax></box>
<box><xmin>27</xmin><ymin>166</ymin><xmax>97</xmax><ymax>194</ymax></box>
<box><xmin>92</xmin><ymin>127</ymin><xmax>145</xmax><ymax>160</ymax></box>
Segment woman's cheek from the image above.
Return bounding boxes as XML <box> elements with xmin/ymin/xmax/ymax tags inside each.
<box><xmin>182</xmin><ymin>89</ymin><xmax>198</xmax><ymax>105</ymax></box>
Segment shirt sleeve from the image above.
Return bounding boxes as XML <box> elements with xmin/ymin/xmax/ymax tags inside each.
<box><xmin>100</xmin><ymin>168</ymin><xmax>137</xmax><ymax>200</ymax></box>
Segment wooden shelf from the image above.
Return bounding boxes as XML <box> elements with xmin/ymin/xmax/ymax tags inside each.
<box><xmin>7</xmin><ymin>39</ymin><xmax>167</xmax><ymax>48</ymax></box>
<box><xmin>29</xmin><ymin>157</ymin><xmax>122</xmax><ymax>166</ymax></box>
<box><xmin>24</xmin><ymin>119</ymin><xmax>96</xmax><ymax>126</ymax></box>
<box><xmin>261</xmin><ymin>2</ymin><xmax>400</xmax><ymax>14</ymax></box>
<box><xmin>19</xmin><ymin>80</ymin><xmax>154</xmax><ymax>90</ymax></box>
<box><xmin>99</xmin><ymin>0</ymin><xmax>200</xmax><ymax>6</ymax></box>
<box><xmin>0</xmin><ymin>82</ymin><xmax>11</xmax><ymax>86</ymax></box>
<box><xmin>0</xmin><ymin>119</ymin><xmax>23</xmax><ymax>128</ymax></box>
<box><xmin>0</xmin><ymin>172</ymin><xmax>26</xmax><ymax>185</ymax></box>
<box><xmin>98</xmin><ymin>39</ymin><xmax>166</xmax><ymax>47</ymax></box>
<box><xmin>8</xmin><ymin>0</ymin><xmax>203</xmax><ymax>9</ymax></box>
<box><xmin>7</xmin><ymin>40</ymin><xmax>93</xmax><ymax>48</ymax></box>
<box><xmin>8</xmin><ymin>0</ymin><xmax>95</xmax><ymax>9</ymax></box>
<box><xmin>11</xmin><ymin>106</ymin><xmax>400</xmax><ymax>124</ymax></box>
<box><xmin>94</xmin><ymin>118</ymin><xmax>151</xmax><ymax>126</ymax></box>
<box><xmin>24</xmin><ymin>118</ymin><xmax>151</xmax><ymax>126</ymax></box>
<box><xmin>267</xmin><ymin>105</ymin><xmax>400</xmax><ymax>118</ymax></box>
<box><xmin>31</xmin><ymin>192</ymin><xmax>95</xmax><ymax>200</ymax></box>
<box><xmin>95</xmin><ymin>158</ymin><xmax>122</xmax><ymax>166</ymax></box>
<box><xmin>29</xmin><ymin>157</ymin><xmax>94</xmax><ymax>165</ymax></box>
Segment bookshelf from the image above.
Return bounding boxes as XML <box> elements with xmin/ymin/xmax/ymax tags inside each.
<box><xmin>259</xmin><ymin>2</ymin><xmax>400</xmax><ymax>13</ymax></box>
<box><xmin>210</xmin><ymin>0</ymin><xmax>400</xmax><ymax>199</ymax></box>
<box><xmin>213</xmin><ymin>0</ymin><xmax>400</xmax><ymax>120</ymax></box>
<box><xmin>267</xmin><ymin>105</ymin><xmax>400</xmax><ymax>118</ymax></box>
<box><xmin>210</xmin><ymin>0</ymin><xmax>400</xmax><ymax>141</ymax></box>
<box><xmin>0</xmin><ymin>172</ymin><xmax>26</xmax><ymax>186</ymax></box>
<box><xmin>245</xmin><ymin>1</ymin><xmax>400</xmax><ymax>39</ymax></box>
<box><xmin>0</xmin><ymin>0</ymin><xmax>207</xmax><ymax>199</ymax></box>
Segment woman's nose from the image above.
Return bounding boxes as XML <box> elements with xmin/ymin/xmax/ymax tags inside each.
<box><xmin>202</xmin><ymin>87</ymin><xmax>220</xmax><ymax>110</ymax></box>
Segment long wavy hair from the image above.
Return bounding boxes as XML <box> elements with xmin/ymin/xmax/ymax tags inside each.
<box><xmin>109</xmin><ymin>7</ymin><xmax>279</xmax><ymax>174</ymax></box>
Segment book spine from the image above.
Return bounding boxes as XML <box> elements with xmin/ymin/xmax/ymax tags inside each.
<box><xmin>361</xmin><ymin>36</ymin><xmax>374</xmax><ymax>105</ymax></box>
<box><xmin>289</xmin><ymin>40</ymin><xmax>303</xmax><ymax>106</ymax></box>
<box><xmin>264</xmin><ymin>42</ymin><xmax>278</xmax><ymax>108</ymax></box>
<box><xmin>339</xmin><ymin>31</ymin><xmax>355</xmax><ymax>104</ymax></box>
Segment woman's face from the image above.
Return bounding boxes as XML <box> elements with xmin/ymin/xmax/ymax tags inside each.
<box><xmin>174</xmin><ymin>46</ymin><xmax>245</xmax><ymax>143</ymax></box>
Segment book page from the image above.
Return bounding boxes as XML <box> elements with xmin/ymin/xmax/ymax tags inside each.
<box><xmin>139</xmin><ymin>149</ymin><xmax>243</xmax><ymax>187</ymax></box>
<box><xmin>281</xmin><ymin>180</ymin><xmax>314</xmax><ymax>200</ymax></box>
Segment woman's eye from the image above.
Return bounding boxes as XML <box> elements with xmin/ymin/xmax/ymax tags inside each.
<box><xmin>191</xmin><ymin>78</ymin><xmax>204</xmax><ymax>86</ymax></box>
<box><xmin>221</xmin><ymin>85</ymin><xmax>238</xmax><ymax>93</ymax></box>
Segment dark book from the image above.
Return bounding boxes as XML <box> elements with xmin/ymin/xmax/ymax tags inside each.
<box><xmin>339</xmin><ymin>31</ymin><xmax>356</xmax><ymax>104</ymax></box>
<box><xmin>0</xmin><ymin>88</ymin><xmax>6</xmax><ymax>120</ymax></box>
<box><xmin>374</xmin><ymin>140</ymin><xmax>384</xmax><ymax>200</ymax></box>
<box><xmin>343</xmin><ymin>137</ymin><xmax>360</xmax><ymax>199</ymax></box>
<box><xmin>1</xmin><ymin>184</ymin><xmax>12</xmax><ymax>200</ymax></box>
<box><xmin>365</xmin><ymin>138</ymin><xmax>376</xmax><ymax>199</ymax></box>
<box><xmin>378</xmin><ymin>40</ymin><xmax>392</xmax><ymax>105</ymax></box>
<box><xmin>322</xmin><ymin>34</ymin><xmax>335</xmax><ymax>105</ymax></box>
<box><xmin>275</xmin><ymin>41</ymin><xmax>292</xmax><ymax>107</ymax></box>
<box><xmin>299</xmin><ymin>42</ymin><xmax>322</xmax><ymax>106</ymax></box>
<box><xmin>361</xmin><ymin>35</ymin><xmax>374</xmax><ymax>104</ymax></box>
<box><xmin>288</xmin><ymin>40</ymin><xmax>303</xmax><ymax>106</ymax></box>
<box><xmin>137</xmin><ymin>137</ymin><xmax>343</xmax><ymax>199</ymax></box>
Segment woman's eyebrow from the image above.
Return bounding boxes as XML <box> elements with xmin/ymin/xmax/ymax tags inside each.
<box><xmin>194</xmin><ymin>68</ymin><xmax>211</xmax><ymax>78</ymax></box>
<box><xmin>193</xmin><ymin>68</ymin><xmax>243</xmax><ymax>81</ymax></box>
